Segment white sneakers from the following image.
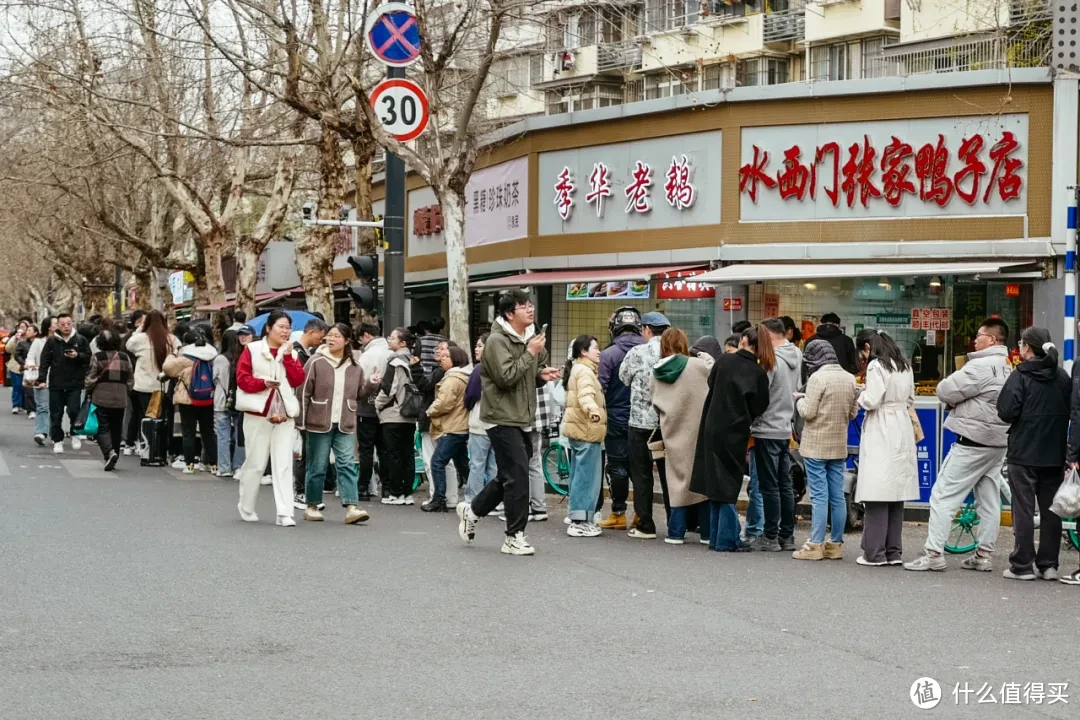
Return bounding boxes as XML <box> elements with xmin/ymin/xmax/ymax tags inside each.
<box><xmin>456</xmin><ymin>502</ymin><xmax>477</xmax><ymax>543</ymax></box>
<box><xmin>171</xmin><ymin>458</ymin><xmax>186</xmax><ymax>470</ymax></box>
<box><xmin>566</xmin><ymin>522</ymin><xmax>602</xmax><ymax>538</ymax></box>
<box><xmin>237</xmin><ymin>502</ymin><xmax>259</xmax><ymax>523</ymax></box>
<box><xmin>501</xmin><ymin>532</ymin><xmax>535</xmax><ymax>556</ymax></box>
<box><xmin>380</xmin><ymin>495</ymin><xmax>409</xmax><ymax>505</ymax></box>
<box><xmin>53</xmin><ymin>442</ymin><xmax>63</xmax><ymax>455</ymax></box>
<box><xmin>11</xmin><ymin>407</ymin><xmax>20</xmax><ymax>414</ymax></box>
<box><xmin>71</xmin><ymin>437</ymin><xmax>82</xmax><ymax>451</ymax></box>
<box><xmin>276</xmin><ymin>515</ymin><xmax>296</xmax><ymax>527</ymax></box>
<box><xmin>28</xmin><ymin>411</ymin><xmax>35</xmax><ymax>420</ymax></box>
<box><xmin>403</xmin><ymin>495</ymin><xmax>415</xmax><ymax>506</ymax></box>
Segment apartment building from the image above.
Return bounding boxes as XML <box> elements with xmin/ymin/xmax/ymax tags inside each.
<box><xmin>483</xmin><ymin>0</ymin><xmax>1051</xmax><ymax>122</ymax></box>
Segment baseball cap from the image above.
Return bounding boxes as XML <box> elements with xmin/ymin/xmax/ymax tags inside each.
<box><xmin>641</xmin><ymin>311</ymin><xmax>670</xmax><ymax>327</ymax></box>
<box><xmin>237</xmin><ymin>325</ymin><xmax>255</xmax><ymax>336</ymax></box>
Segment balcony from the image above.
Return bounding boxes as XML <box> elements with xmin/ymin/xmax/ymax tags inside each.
<box><xmin>1009</xmin><ymin>0</ymin><xmax>1051</xmax><ymax>24</ymax></box>
<box><xmin>763</xmin><ymin>7</ymin><xmax>806</xmax><ymax>44</ymax></box>
<box><xmin>597</xmin><ymin>40</ymin><xmax>644</xmax><ymax>72</ymax></box>
<box><xmin>882</xmin><ymin>35</ymin><xmax>1048</xmax><ymax>76</ymax></box>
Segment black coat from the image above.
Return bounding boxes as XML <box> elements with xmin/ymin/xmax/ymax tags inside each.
<box><xmin>690</xmin><ymin>349</ymin><xmax>771</xmax><ymax>504</ymax></box>
<box><xmin>811</xmin><ymin>324</ymin><xmax>860</xmax><ymax>376</ymax></box>
<box><xmin>39</xmin><ymin>332</ymin><xmax>91</xmax><ymax>391</ymax></box>
<box><xmin>997</xmin><ymin>358</ymin><xmax>1071</xmax><ymax>468</ymax></box>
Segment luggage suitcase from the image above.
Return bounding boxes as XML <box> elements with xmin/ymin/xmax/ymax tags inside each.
<box><xmin>140</xmin><ymin>417</ymin><xmax>168</xmax><ymax>467</ymax></box>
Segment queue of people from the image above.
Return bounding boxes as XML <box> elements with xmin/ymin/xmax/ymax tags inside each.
<box><xmin>9</xmin><ymin>293</ymin><xmax>1080</xmax><ymax>584</ymax></box>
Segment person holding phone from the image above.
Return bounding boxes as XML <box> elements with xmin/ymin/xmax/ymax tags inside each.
<box><xmin>38</xmin><ymin>313</ymin><xmax>91</xmax><ymax>455</ymax></box>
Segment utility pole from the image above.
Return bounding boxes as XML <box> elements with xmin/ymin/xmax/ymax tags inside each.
<box><xmin>382</xmin><ymin>64</ymin><xmax>407</xmax><ymax>335</ymax></box>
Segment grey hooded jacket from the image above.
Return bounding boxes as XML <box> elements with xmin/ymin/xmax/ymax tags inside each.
<box><xmin>751</xmin><ymin>341</ymin><xmax>803</xmax><ymax>440</ymax></box>
<box><xmin>937</xmin><ymin>344</ymin><xmax>1011</xmax><ymax>447</ymax></box>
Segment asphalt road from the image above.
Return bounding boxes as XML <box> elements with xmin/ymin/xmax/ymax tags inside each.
<box><xmin>0</xmin><ymin>399</ymin><xmax>1077</xmax><ymax>719</ymax></box>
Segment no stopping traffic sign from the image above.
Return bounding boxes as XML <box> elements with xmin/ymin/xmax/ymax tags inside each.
<box><xmin>370</xmin><ymin>78</ymin><xmax>429</xmax><ymax>142</ymax></box>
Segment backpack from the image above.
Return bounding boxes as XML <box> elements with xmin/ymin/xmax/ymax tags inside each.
<box><xmin>186</xmin><ymin>356</ymin><xmax>215</xmax><ymax>406</ymax></box>
<box><xmin>399</xmin><ymin>365</ymin><xmax>424</xmax><ymax>419</ymax></box>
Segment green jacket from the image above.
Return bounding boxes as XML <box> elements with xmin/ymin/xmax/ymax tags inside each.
<box><xmin>480</xmin><ymin>318</ymin><xmax>548</xmax><ymax>428</ymax></box>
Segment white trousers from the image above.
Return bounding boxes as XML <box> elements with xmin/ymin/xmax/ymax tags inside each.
<box><xmin>238</xmin><ymin>414</ymin><xmax>296</xmax><ymax>519</ymax></box>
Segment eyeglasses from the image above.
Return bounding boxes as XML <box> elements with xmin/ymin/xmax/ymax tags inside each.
<box><xmin>975</xmin><ymin>332</ymin><xmax>994</xmax><ymax>340</ymax></box>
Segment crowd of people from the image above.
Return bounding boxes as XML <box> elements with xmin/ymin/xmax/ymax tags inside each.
<box><xmin>6</xmin><ymin>292</ymin><xmax>1080</xmax><ymax>582</ymax></box>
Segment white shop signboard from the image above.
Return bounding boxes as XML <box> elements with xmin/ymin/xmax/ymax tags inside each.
<box><xmin>738</xmin><ymin>114</ymin><xmax>1028</xmax><ymax>222</ymax></box>
<box><xmin>408</xmin><ymin>157</ymin><xmax>528</xmax><ymax>257</ymax></box>
<box><xmin>538</xmin><ymin>131</ymin><xmax>722</xmax><ymax>235</ymax></box>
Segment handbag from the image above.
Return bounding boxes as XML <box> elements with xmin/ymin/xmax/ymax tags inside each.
<box><xmin>74</xmin><ymin>397</ymin><xmax>98</xmax><ymax>435</ymax></box>
<box><xmin>398</xmin><ymin>366</ymin><xmax>424</xmax><ymax>419</ymax></box>
<box><xmin>908</xmin><ymin>407</ymin><xmax>925</xmax><ymax>444</ymax></box>
<box><xmin>647</xmin><ymin>427</ymin><xmax>666</xmax><ymax>460</ymax></box>
<box><xmin>22</xmin><ymin>367</ymin><xmax>38</xmax><ymax>385</ymax></box>
<box><xmin>145</xmin><ymin>390</ymin><xmax>163</xmax><ymax>419</ymax></box>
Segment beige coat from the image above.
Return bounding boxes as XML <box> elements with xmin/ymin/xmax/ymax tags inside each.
<box><xmin>428</xmin><ymin>366</ymin><xmax>472</xmax><ymax>440</ymax></box>
<box><xmin>856</xmin><ymin>360</ymin><xmax>919</xmax><ymax>502</ymax></box>
<box><xmin>650</xmin><ymin>355</ymin><xmax>710</xmax><ymax>508</ymax></box>
<box><xmin>563</xmin><ymin>358</ymin><xmax>607</xmax><ymax>444</ymax></box>
<box><xmin>162</xmin><ymin>344</ymin><xmax>218</xmax><ymax>406</ymax></box>
<box><xmin>795</xmin><ymin>364</ymin><xmax>860</xmax><ymax>460</ymax></box>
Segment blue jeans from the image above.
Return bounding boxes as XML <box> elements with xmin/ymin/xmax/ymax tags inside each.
<box><xmin>306</xmin><ymin>424</ymin><xmax>360</xmax><ymax>505</ymax></box>
<box><xmin>214</xmin><ymin>411</ymin><xmax>235</xmax><ymax>474</ymax></box>
<box><xmin>10</xmin><ymin>373</ymin><xmax>23</xmax><ymax>408</ymax></box>
<box><xmin>668</xmin><ymin>501</ymin><xmax>712</xmax><ymax>541</ymax></box>
<box><xmin>432</xmin><ymin>433</ymin><xmax>469</xmax><ymax>502</ymax></box>
<box><xmin>466</xmin><ymin>433</ymin><xmax>498</xmax><ymax>503</ymax></box>
<box><xmin>33</xmin><ymin>388</ymin><xmax>49</xmax><ymax>435</ymax></box>
<box><xmin>709</xmin><ymin>502</ymin><xmax>744</xmax><ymax>551</ymax></box>
<box><xmin>805</xmin><ymin>458</ymin><xmax>846</xmax><ymax>544</ymax></box>
<box><xmin>754</xmin><ymin>437</ymin><xmax>795</xmax><ymax>540</ymax></box>
<box><xmin>568</xmin><ymin>438</ymin><xmax>602</xmax><ymax>522</ymax></box>
<box><xmin>745</xmin><ymin>452</ymin><xmax>764</xmax><ymax>537</ymax></box>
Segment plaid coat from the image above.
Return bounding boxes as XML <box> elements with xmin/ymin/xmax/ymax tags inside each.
<box><xmin>795</xmin><ymin>364</ymin><xmax>859</xmax><ymax>460</ymax></box>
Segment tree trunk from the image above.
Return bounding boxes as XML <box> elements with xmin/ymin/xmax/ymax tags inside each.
<box><xmin>353</xmin><ymin>138</ymin><xmax>378</xmax><ymax>255</ymax></box>
<box><xmin>437</xmin><ymin>187</ymin><xmax>470</xmax><ymax>346</ymax></box>
<box><xmin>134</xmin><ymin>270</ymin><xmax>153</xmax><ymax>311</ymax></box>
<box><xmin>234</xmin><ymin>236</ymin><xmax>262</xmax><ymax>318</ymax></box>
<box><xmin>296</xmin><ymin>127</ymin><xmax>346</xmax><ymax>322</ymax></box>
<box><xmin>202</xmin><ymin>229</ymin><xmax>229</xmax><ymax>305</ymax></box>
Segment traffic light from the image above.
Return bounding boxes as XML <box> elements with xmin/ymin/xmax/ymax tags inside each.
<box><xmin>348</xmin><ymin>254</ymin><xmax>379</xmax><ymax>310</ymax></box>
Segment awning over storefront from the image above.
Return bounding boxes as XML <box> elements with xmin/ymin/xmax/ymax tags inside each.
<box><xmin>694</xmin><ymin>261</ymin><xmax>1024</xmax><ymax>285</ymax></box>
<box><xmin>469</xmin><ymin>265</ymin><xmax>707</xmax><ymax>290</ymax></box>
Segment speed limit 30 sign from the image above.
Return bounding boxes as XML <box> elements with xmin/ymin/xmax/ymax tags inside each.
<box><xmin>370</xmin><ymin>78</ymin><xmax>429</xmax><ymax>143</ymax></box>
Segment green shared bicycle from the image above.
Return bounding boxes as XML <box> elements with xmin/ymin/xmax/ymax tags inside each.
<box><xmin>945</xmin><ymin>496</ymin><xmax>1080</xmax><ymax>554</ymax></box>
<box><xmin>542</xmin><ymin>439</ymin><xmax>570</xmax><ymax>496</ymax></box>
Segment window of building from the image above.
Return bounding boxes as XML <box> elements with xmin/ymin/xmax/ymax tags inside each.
<box><xmin>739</xmin><ymin>57</ymin><xmax>789</xmax><ymax>86</ymax></box>
<box><xmin>702</xmin><ymin>62</ymin><xmax>736</xmax><ymax>90</ymax></box>
<box><xmin>530</xmin><ymin>53</ymin><xmax>544</xmax><ymax>85</ymax></box>
<box><xmin>644</xmin><ymin>69</ymin><xmax>696</xmax><ymax>99</ymax></box>
<box><xmin>811</xmin><ymin>43</ymin><xmax>851</xmax><ymax>81</ymax></box>
<box><xmin>578</xmin><ymin>9</ymin><xmax>596</xmax><ymax>46</ymax></box>
<box><xmin>490</xmin><ymin>55</ymin><xmax>533</xmax><ymax>97</ymax></box>
<box><xmin>645</xmin><ymin>0</ymin><xmax>699</xmax><ymax>32</ymax></box>
<box><xmin>599</xmin><ymin>6</ymin><xmax>625</xmax><ymax>43</ymax></box>
<box><xmin>861</xmin><ymin>36</ymin><xmax>893</xmax><ymax>78</ymax></box>
<box><xmin>704</xmin><ymin>0</ymin><xmax>756</xmax><ymax>19</ymax></box>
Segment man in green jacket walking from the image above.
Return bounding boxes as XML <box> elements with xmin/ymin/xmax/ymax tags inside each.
<box><xmin>458</xmin><ymin>289</ymin><xmax>560</xmax><ymax>556</ymax></box>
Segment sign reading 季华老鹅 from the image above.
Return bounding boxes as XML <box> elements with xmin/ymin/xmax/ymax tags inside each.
<box><xmin>539</xmin><ymin>131</ymin><xmax>722</xmax><ymax>235</ymax></box>
<box><xmin>739</xmin><ymin>114</ymin><xmax>1028</xmax><ymax>222</ymax></box>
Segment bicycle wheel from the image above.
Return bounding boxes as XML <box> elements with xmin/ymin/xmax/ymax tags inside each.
<box><xmin>543</xmin><ymin>443</ymin><xmax>569</xmax><ymax>496</ymax></box>
<box><xmin>944</xmin><ymin>502</ymin><xmax>979</xmax><ymax>554</ymax></box>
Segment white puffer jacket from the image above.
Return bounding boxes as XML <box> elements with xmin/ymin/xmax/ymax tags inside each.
<box><xmin>937</xmin><ymin>345</ymin><xmax>1012</xmax><ymax>447</ymax></box>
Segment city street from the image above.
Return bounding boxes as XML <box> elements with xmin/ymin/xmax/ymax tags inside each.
<box><xmin>0</xmin><ymin>403</ymin><xmax>1076</xmax><ymax>719</ymax></box>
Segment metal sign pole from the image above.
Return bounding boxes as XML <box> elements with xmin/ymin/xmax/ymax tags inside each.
<box><xmin>1066</xmin><ymin>184</ymin><xmax>1078</xmax><ymax>373</ymax></box>
<box><xmin>383</xmin><ymin>64</ymin><xmax>407</xmax><ymax>335</ymax></box>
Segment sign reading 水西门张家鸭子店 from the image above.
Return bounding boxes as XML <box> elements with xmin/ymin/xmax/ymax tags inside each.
<box><xmin>739</xmin><ymin>114</ymin><xmax>1028</xmax><ymax>222</ymax></box>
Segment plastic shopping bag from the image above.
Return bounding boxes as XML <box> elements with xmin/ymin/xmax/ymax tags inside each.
<box><xmin>1050</xmin><ymin>468</ymin><xmax>1080</xmax><ymax>519</ymax></box>
<box><xmin>267</xmin><ymin>389</ymin><xmax>288</xmax><ymax>425</ymax></box>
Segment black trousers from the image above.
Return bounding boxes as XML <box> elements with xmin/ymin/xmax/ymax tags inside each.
<box><xmin>49</xmin><ymin>388</ymin><xmax>82</xmax><ymax>443</ymax></box>
<box><xmin>382</xmin><ymin>422</ymin><xmax>416</xmax><ymax>497</ymax></box>
<box><xmin>178</xmin><ymin>404</ymin><xmax>216</xmax><ymax>466</ymax></box>
<box><xmin>357</xmin><ymin>415</ymin><xmax>385</xmax><ymax>498</ymax></box>
<box><xmin>861</xmin><ymin>501</ymin><xmax>904</xmax><ymax>564</ymax></box>
<box><xmin>1007</xmin><ymin>464</ymin><xmax>1063</xmax><ymax>573</ymax></box>
<box><xmin>96</xmin><ymin>407</ymin><xmax>125</xmax><ymax>459</ymax></box>
<box><xmin>125</xmin><ymin>390</ymin><xmax>152</xmax><ymax>445</ymax></box>
<box><xmin>628</xmin><ymin>426</ymin><xmax>669</xmax><ymax>534</ymax></box>
<box><xmin>473</xmin><ymin>425</ymin><xmax>532</xmax><ymax>536</ymax></box>
<box><xmin>599</xmin><ymin>425</ymin><xmax>630</xmax><ymax>514</ymax></box>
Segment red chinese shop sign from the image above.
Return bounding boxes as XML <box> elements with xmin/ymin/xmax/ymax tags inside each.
<box><xmin>738</xmin><ymin>115</ymin><xmax>1028</xmax><ymax>222</ymax></box>
<box><xmin>656</xmin><ymin>270</ymin><xmax>716</xmax><ymax>299</ymax></box>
